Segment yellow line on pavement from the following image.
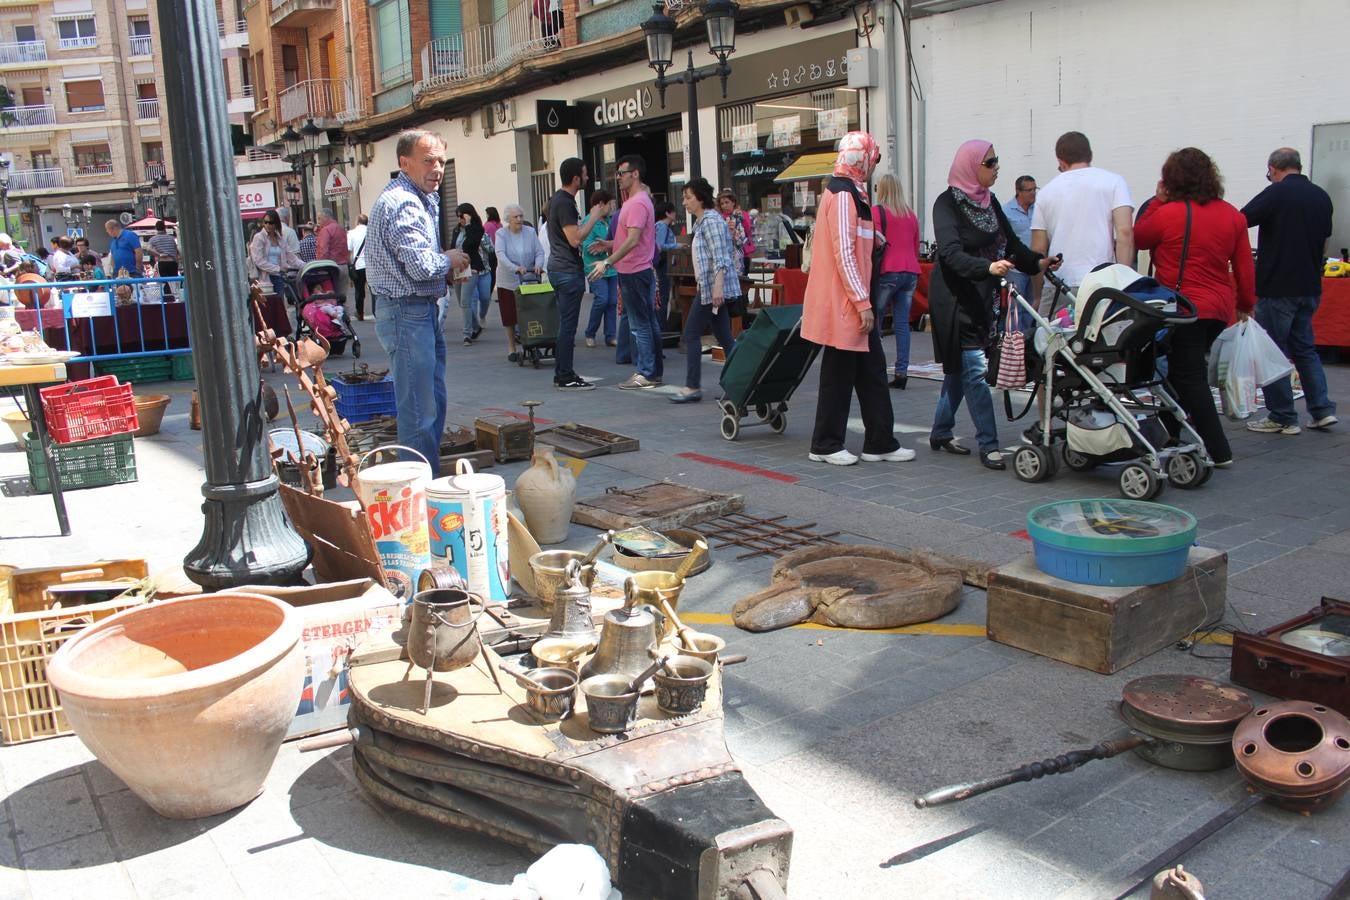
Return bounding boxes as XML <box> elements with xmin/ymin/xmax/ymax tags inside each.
<box><xmin>679</xmin><ymin>611</ymin><xmax>1234</xmax><ymax>645</ymax></box>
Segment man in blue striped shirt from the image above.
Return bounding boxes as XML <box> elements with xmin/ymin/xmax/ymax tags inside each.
<box><xmin>367</xmin><ymin>130</ymin><xmax>469</xmax><ymax>476</ymax></box>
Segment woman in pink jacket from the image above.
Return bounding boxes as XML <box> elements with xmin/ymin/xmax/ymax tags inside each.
<box><xmin>801</xmin><ymin>132</ymin><xmax>916</xmax><ymax>466</ymax></box>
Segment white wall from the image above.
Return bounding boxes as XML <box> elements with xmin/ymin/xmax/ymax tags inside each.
<box><xmin>903</xmin><ymin>0</ymin><xmax>1349</xmax><ymax>236</ymax></box>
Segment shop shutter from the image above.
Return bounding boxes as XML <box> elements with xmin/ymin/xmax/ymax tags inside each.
<box><xmin>439</xmin><ymin>159</ymin><xmax>458</xmax><ymax>248</ymax></box>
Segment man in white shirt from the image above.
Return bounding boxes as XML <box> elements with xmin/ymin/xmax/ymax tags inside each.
<box><xmin>275</xmin><ymin>207</ymin><xmax>300</xmax><ymax>260</ymax></box>
<box><xmin>1030</xmin><ymin>132</ymin><xmax>1133</xmax><ymax>315</ymax></box>
<box><xmin>346</xmin><ymin>213</ymin><xmax>369</xmax><ymax>320</ymax></box>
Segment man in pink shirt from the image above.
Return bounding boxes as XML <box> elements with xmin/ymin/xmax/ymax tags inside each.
<box><xmin>315</xmin><ymin>206</ymin><xmax>351</xmax><ymax>302</ymax></box>
<box><xmin>590</xmin><ymin>154</ymin><xmax>658</xmax><ymax>389</ymax></box>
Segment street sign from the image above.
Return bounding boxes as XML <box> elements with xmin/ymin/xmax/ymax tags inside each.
<box><xmin>536</xmin><ymin>99</ymin><xmax>575</xmax><ymax>135</ymax></box>
<box><xmin>323</xmin><ymin>168</ymin><xmax>352</xmax><ymax>198</ymax></box>
<box><xmin>66</xmin><ymin>227</ymin><xmax>84</xmax><ymax>239</ymax></box>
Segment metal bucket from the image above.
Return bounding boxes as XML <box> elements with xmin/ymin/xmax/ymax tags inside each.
<box><xmin>581</xmin><ymin>674</ymin><xmax>640</xmax><ymax>734</ymax></box>
<box><xmin>529</xmin><ymin>550</ymin><xmax>596</xmax><ymax>608</ymax></box>
<box><xmin>355</xmin><ymin>445</ymin><xmax>432</xmax><ymax>600</ymax></box>
<box><xmin>406</xmin><ymin>589</ymin><xmax>484</xmax><ymax>673</ymax></box>
<box><xmin>653</xmin><ymin>655</ymin><xmax>714</xmax><ymax>715</ymax></box>
<box><xmin>520</xmin><ymin>667</ymin><xmax>578</xmax><ymax>721</ymax></box>
<box><xmin>425</xmin><ymin>459</ymin><xmax>510</xmax><ymax>603</ymax></box>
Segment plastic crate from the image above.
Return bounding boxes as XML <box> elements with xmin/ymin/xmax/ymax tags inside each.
<box><xmin>1</xmin><ymin>595</ymin><xmax>145</xmax><ymax>744</ymax></box>
<box><xmin>25</xmin><ymin>431</ymin><xmax>137</xmax><ymax>494</ymax></box>
<box><xmin>332</xmin><ymin>374</ymin><xmax>396</xmax><ymax>423</ymax></box>
<box><xmin>39</xmin><ymin>375</ymin><xmax>139</xmax><ymax>444</ymax></box>
<box><xmin>95</xmin><ymin>355</ymin><xmax>174</xmax><ymax>385</ymax></box>
<box><xmin>170</xmin><ymin>353</ymin><xmax>194</xmax><ymax>381</ymax></box>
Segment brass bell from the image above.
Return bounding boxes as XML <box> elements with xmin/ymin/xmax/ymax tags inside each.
<box><xmin>578</xmin><ymin>579</ymin><xmax>665</xmax><ymax>683</ymax></box>
<box><xmin>546</xmin><ymin>560</ymin><xmax>597</xmax><ymax>639</ymax></box>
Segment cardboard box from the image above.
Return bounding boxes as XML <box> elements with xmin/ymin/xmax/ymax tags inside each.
<box><xmin>240</xmin><ymin>579</ymin><xmax>401</xmax><ymax>739</ymax></box>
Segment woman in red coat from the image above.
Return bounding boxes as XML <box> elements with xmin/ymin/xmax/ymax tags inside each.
<box><xmin>1135</xmin><ymin>147</ymin><xmax>1255</xmax><ymax>468</ymax></box>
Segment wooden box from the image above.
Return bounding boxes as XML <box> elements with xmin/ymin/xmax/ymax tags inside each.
<box><xmin>1230</xmin><ymin>597</ymin><xmax>1350</xmax><ymax>714</ymax></box>
<box><xmin>474</xmin><ymin>416</ymin><xmax>533</xmax><ymax>463</ymax></box>
<box><xmin>986</xmin><ymin>547</ymin><xmax>1227</xmax><ymax>674</ymax></box>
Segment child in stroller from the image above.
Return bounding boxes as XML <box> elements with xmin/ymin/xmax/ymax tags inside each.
<box><xmin>1004</xmin><ymin>263</ymin><xmax>1213</xmax><ymax>499</ymax></box>
<box><xmin>294</xmin><ymin>260</ymin><xmax>360</xmax><ymax>357</ymax></box>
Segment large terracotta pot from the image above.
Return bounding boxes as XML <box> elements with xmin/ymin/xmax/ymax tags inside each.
<box><xmin>46</xmin><ymin>592</ymin><xmax>304</xmax><ymax>819</ymax></box>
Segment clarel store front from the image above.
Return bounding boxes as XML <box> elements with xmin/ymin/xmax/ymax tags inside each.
<box><xmin>574</xmin><ymin>29</ymin><xmax>856</xmax><ymax>213</ymax></box>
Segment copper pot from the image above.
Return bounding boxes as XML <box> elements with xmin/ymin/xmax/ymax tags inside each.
<box><xmin>406</xmin><ymin>589</ymin><xmax>483</xmax><ymax>673</ymax></box>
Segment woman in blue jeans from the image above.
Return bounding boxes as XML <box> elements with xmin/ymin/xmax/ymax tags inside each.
<box><xmin>671</xmin><ymin>178</ymin><xmax>737</xmax><ymax>402</ymax></box>
<box><xmin>452</xmin><ymin>203</ymin><xmax>492</xmax><ymax>346</ymax></box>
<box><xmin>871</xmin><ymin>174</ymin><xmax>921</xmax><ymax>389</ymax></box>
<box><xmin>580</xmin><ymin>190</ymin><xmax>618</xmax><ymax>347</ymax></box>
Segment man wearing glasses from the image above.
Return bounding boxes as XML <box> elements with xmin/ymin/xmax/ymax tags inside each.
<box><xmin>1030</xmin><ymin>131</ymin><xmax>1133</xmax><ymax>315</ymax></box>
<box><xmin>1002</xmin><ymin>175</ymin><xmax>1037</xmax><ymax>301</ymax></box>
<box><xmin>590</xmin><ymin>155</ymin><xmax>659</xmax><ymax>390</ymax></box>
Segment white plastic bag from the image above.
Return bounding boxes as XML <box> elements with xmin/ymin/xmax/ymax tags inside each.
<box><xmin>1242</xmin><ymin>319</ymin><xmax>1294</xmax><ymax>387</ymax></box>
<box><xmin>1211</xmin><ymin>320</ymin><xmax>1293</xmax><ymax>420</ymax></box>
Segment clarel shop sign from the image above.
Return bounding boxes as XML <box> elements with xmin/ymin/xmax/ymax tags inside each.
<box><xmin>592</xmin><ymin>88</ymin><xmax>653</xmax><ymax>126</ymax></box>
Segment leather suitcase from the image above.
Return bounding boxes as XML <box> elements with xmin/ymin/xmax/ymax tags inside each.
<box><xmin>1230</xmin><ymin>597</ymin><xmax>1350</xmax><ymax>715</ymax></box>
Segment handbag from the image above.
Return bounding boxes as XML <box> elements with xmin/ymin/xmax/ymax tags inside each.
<box><xmin>992</xmin><ymin>295</ymin><xmax>1029</xmax><ymax>389</ymax></box>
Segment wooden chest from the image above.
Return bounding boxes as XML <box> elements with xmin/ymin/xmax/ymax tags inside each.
<box><xmin>474</xmin><ymin>416</ymin><xmax>533</xmax><ymax>463</ymax></box>
<box><xmin>1230</xmin><ymin>597</ymin><xmax>1350</xmax><ymax>714</ymax></box>
<box><xmin>986</xmin><ymin>547</ymin><xmax>1227</xmax><ymax>674</ymax></box>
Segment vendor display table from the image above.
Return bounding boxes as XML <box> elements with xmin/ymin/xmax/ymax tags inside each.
<box><xmin>770</xmin><ymin>262</ymin><xmax>932</xmax><ymax>323</ymax></box>
<box><xmin>1313</xmin><ymin>277</ymin><xmax>1350</xmax><ymax>348</ymax></box>
<box><xmin>0</xmin><ymin>362</ymin><xmax>70</xmax><ymax>535</ymax></box>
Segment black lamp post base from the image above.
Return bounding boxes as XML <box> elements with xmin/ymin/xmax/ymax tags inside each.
<box><xmin>183</xmin><ymin>477</ymin><xmax>311</xmax><ymax>590</ymax></box>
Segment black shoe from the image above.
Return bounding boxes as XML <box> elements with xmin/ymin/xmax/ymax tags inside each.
<box><xmin>929</xmin><ymin>437</ymin><xmax>971</xmax><ymax>456</ymax></box>
<box><xmin>507</xmin><ymin>351</ymin><xmax>521</xmax><ymax>363</ymax></box>
<box><xmin>889</xmin><ymin>375</ymin><xmax>908</xmax><ymax>390</ymax></box>
<box><xmin>471</xmin><ymin>327</ymin><xmax>483</xmax><ymax>340</ymax></box>
<box><xmin>980</xmin><ymin>450</ymin><xmax>1007</xmax><ymax>471</ymax></box>
<box><xmin>554</xmin><ymin>375</ymin><xmax>595</xmax><ymax>391</ymax></box>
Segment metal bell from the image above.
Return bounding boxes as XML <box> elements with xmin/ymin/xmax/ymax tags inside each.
<box><xmin>578</xmin><ymin>579</ymin><xmax>665</xmax><ymax>683</ymax></box>
<box><xmin>546</xmin><ymin>559</ymin><xmax>598</xmax><ymax>639</ymax></box>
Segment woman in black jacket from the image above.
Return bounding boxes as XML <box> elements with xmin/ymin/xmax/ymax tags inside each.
<box><xmin>928</xmin><ymin>140</ymin><xmax>1059</xmax><ymax>470</ymax></box>
<box><xmin>452</xmin><ymin>203</ymin><xmax>492</xmax><ymax>346</ymax></box>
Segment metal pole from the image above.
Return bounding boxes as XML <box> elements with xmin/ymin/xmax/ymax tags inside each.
<box><xmin>686</xmin><ymin>50</ymin><xmax>701</xmax><ymax>182</ymax></box>
<box><xmin>156</xmin><ymin>0</ymin><xmax>309</xmax><ymax>589</ymax></box>
<box><xmin>1</xmin><ymin>189</ymin><xmax>9</xmax><ymax>236</ymax></box>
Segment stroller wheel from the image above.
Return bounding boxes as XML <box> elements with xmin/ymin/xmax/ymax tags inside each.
<box><xmin>1119</xmin><ymin>463</ymin><xmax>1163</xmax><ymax>500</ymax></box>
<box><xmin>352</xmin><ymin>339</ymin><xmax>362</xmax><ymax>358</ymax></box>
<box><xmin>1062</xmin><ymin>447</ymin><xmax>1096</xmax><ymax>472</ymax></box>
<box><xmin>1013</xmin><ymin>445</ymin><xmax>1055</xmax><ymax>483</ymax></box>
<box><xmin>1166</xmin><ymin>451</ymin><xmax>1210</xmax><ymax>489</ymax></box>
<box><xmin>720</xmin><ymin>414</ymin><xmax>740</xmax><ymax>441</ymax></box>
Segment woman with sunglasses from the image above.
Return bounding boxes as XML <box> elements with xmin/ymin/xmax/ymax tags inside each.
<box><xmin>249</xmin><ymin>209</ymin><xmax>303</xmax><ymax>300</ymax></box>
<box><xmin>928</xmin><ymin>140</ymin><xmax>1059</xmax><ymax>470</ymax></box>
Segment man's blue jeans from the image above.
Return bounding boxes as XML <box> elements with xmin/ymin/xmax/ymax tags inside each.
<box><xmin>873</xmin><ymin>271</ymin><xmax>918</xmax><ymax>374</ymax></box>
<box><xmin>374</xmin><ymin>294</ymin><xmax>447</xmax><ymax>477</ymax></box>
<box><xmin>1254</xmin><ymin>295</ymin><xmax>1336</xmax><ymax>425</ymax></box>
<box><xmin>584</xmin><ymin>276</ymin><xmax>617</xmax><ymax>343</ymax></box>
<box><xmin>931</xmin><ymin>348</ymin><xmax>1000</xmax><ymax>453</ymax></box>
<box><xmin>617</xmin><ymin>268</ymin><xmax>657</xmax><ymax>378</ymax></box>
<box><xmin>457</xmin><ymin>271</ymin><xmax>492</xmax><ymax>338</ymax></box>
<box><xmin>548</xmin><ymin>269</ymin><xmax>586</xmax><ymax>380</ymax></box>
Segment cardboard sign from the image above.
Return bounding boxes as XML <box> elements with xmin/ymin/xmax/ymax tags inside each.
<box><xmin>68</xmin><ymin>291</ymin><xmax>111</xmax><ymax>317</ymax></box>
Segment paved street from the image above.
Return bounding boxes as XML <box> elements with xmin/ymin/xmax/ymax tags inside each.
<box><xmin>2</xmin><ymin>312</ymin><xmax>1348</xmax><ymax>899</ymax></box>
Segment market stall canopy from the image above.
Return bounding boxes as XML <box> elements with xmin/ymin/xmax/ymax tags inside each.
<box><xmin>773</xmin><ymin>152</ymin><xmax>836</xmax><ymax>184</ymax></box>
<box><xmin>127</xmin><ymin>217</ymin><xmax>178</xmax><ymax>235</ymax></box>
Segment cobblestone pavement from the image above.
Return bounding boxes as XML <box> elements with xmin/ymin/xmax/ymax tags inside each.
<box><xmin>2</xmin><ymin>311</ymin><xmax>1347</xmax><ymax>898</ymax></box>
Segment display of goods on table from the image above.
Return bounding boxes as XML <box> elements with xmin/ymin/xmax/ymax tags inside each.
<box><xmin>39</xmin><ymin>375</ymin><xmax>138</xmax><ymax>443</ymax></box>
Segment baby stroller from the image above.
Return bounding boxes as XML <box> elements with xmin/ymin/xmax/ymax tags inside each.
<box><xmin>1005</xmin><ymin>264</ymin><xmax>1213</xmax><ymax>500</ymax></box>
<box><xmin>294</xmin><ymin>260</ymin><xmax>360</xmax><ymax>357</ymax></box>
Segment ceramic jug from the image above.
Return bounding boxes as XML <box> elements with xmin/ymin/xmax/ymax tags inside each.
<box><xmin>514</xmin><ymin>445</ymin><xmax>576</xmax><ymax>545</ymax></box>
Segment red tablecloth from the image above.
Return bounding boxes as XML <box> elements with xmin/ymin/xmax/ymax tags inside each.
<box><xmin>254</xmin><ymin>292</ymin><xmax>293</xmax><ymax>339</ymax></box>
<box><xmin>772</xmin><ymin>265</ymin><xmax>930</xmax><ymax>323</ymax></box>
<box><xmin>1314</xmin><ymin>277</ymin><xmax>1350</xmax><ymax>348</ymax></box>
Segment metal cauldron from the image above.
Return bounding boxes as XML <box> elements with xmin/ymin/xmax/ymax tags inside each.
<box><xmin>407</xmin><ymin>589</ymin><xmax>484</xmax><ymax>673</ymax></box>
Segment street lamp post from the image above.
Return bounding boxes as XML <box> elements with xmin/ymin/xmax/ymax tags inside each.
<box><xmin>155</xmin><ymin>0</ymin><xmax>308</xmax><ymax>588</ymax></box>
<box><xmin>641</xmin><ymin>0</ymin><xmax>739</xmax><ymax>182</ymax></box>
<box><xmin>0</xmin><ymin>157</ymin><xmax>11</xmax><ymax>236</ymax></box>
<box><xmin>280</xmin><ymin>124</ymin><xmax>310</xmax><ymax>222</ymax></box>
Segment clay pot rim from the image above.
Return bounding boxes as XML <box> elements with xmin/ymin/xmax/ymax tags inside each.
<box><xmin>48</xmin><ymin>592</ymin><xmax>301</xmax><ymax>702</ymax></box>
<box><xmin>132</xmin><ymin>394</ymin><xmax>171</xmax><ymax>408</ymax></box>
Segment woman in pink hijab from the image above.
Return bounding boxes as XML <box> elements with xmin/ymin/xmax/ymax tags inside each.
<box><xmin>927</xmin><ymin>140</ymin><xmax>1059</xmax><ymax>470</ymax></box>
<box><xmin>800</xmin><ymin>131</ymin><xmax>915</xmax><ymax>466</ymax></box>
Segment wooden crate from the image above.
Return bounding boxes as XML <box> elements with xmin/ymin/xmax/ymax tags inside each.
<box><xmin>0</xmin><ymin>596</ymin><xmax>145</xmax><ymax>744</ymax></box>
<box><xmin>986</xmin><ymin>547</ymin><xmax>1227</xmax><ymax>674</ymax></box>
<box><xmin>474</xmin><ymin>416</ymin><xmax>533</xmax><ymax>463</ymax></box>
<box><xmin>5</xmin><ymin>559</ymin><xmax>148</xmax><ymax>615</ymax></box>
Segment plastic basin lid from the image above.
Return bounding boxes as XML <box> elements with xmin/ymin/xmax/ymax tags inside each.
<box><xmin>1027</xmin><ymin>499</ymin><xmax>1197</xmax><ymax>553</ymax></box>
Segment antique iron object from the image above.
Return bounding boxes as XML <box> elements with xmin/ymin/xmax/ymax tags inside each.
<box><xmin>515</xmin><ymin>667</ymin><xmax>578</xmax><ymax>722</ymax></box>
<box><xmin>406</xmin><ymin>588</ymin><xmax>487</xmax><ymax>713</ymax></box>
<box><xmin>653</xmin><ymin>655</ymin><xmax>714</xmax><ymax>716</ymax></box>
<box><xmin>1119</xmin><ymin>674</ymin><xmax>1254</xmax><ymax>771</ymax></box>
<box><xmin>417</xmin><ymin>564</ymin><xmax>467</xmax><ymax>593</ymax></box>
<box><xmin>1232</xmin><ymin>700</ymin><xmax>1350</xmax><ymax>812</ymax></box>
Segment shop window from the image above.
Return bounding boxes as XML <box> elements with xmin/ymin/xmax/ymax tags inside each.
<box><xmin>64</xmin><ymin>79</ymin><xmax>105</xmax><ymax>113</ymax></box>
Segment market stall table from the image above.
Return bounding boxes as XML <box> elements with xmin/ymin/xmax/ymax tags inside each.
<box><xmin>0</xmin><ymin>361</ymin><xmax>71</xmax><ymax>535</ymax></box>
<box><xmin>1313</xmin><ymin>277</ymin><xmax>1350</xmax><ymax>348</ymax></box>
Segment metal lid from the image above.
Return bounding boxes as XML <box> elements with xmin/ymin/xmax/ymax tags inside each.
<box><xmin>1028</xmin><ymin>499</ymin><xmax>1196</xmax><ymax>553</ymax></box>
<box><xmin>1121</xmin><ymin>674</ymin><xmax>1253</xmax><ymax>745</ymax></box>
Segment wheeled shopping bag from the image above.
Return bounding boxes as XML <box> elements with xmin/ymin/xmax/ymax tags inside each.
<box><xmin>716</xmin><ymin>304</ymin><xmax>820</xmax><ymax>440</ymax></box>
<box><xmin>515</xmin><ymin>280</ymin><xmax>559</xmax><ymax>368</ymax></box>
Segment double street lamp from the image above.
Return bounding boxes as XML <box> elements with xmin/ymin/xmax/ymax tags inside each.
<box><xmin>61</xmin><ymin>201</ymin><xmax>94</xmax><ymax>235</ymax></box>
<box><xmin>281</xmin><ymin>118</ymin><xmax>324</xmax><ymax>221</ymax></box>
<box><xmin>641</xmin><ymin>0</ymin><xmax>739</xmax><ymax>182</ymax></box>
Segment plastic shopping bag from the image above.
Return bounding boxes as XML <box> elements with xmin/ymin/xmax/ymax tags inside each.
<box><xmin>1242</xmin><ymin>319</ymin><xmax>1294</xmax><ymax>387</ymax></box>
<box><xmin>1211</xmin><ymin>320</ymin><xmax>1293</xmax><ymax>420</ymax></box>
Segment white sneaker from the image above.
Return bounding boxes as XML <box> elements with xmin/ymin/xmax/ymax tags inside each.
<box><xmin>617</xmin><ymin>374</ymin><xmax>655</xmax><ymax>390</ymax></box>
<box><xmin>1246</xmin><ymin>417</ymin><xmax>1301</xmax><ymax>435</ymax></box>
<box><xmin>585</xmin><ymin>337</ymin><xmax>596</xmax><ymax>348</ymax></box>
<box><xmin>861</xmin><ymin>447</ymin><xmax>917</xmax><ymax>462</ymax></box>
<box><xmin>1309</xmin><ymin>415</ymin><xmax>1339</xmax><ymax>430</ymax></box>
<box><xmin>807</xmin><ymin>449</ymin><xmax>858</xmax><ymax>466</ymax></box>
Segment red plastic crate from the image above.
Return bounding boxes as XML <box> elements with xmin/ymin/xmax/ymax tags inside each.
<box><xmin>39</xmin><ymin>376</ymin><xmax>139</xmax><ymax>444</ymax></box>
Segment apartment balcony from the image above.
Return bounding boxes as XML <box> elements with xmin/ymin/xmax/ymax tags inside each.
<box><xmin>6</xmin><ymin>167</ymin><xmax>64</xmax><ymax>195</ymax></box>
<box><xmin>128</xmin><ymin>34</ymin><xmax>152</xmax><ymax>57</ymax></box>
<box><xmin>279</xmin><ymin>78</ymin><xmax>357</xmax><ymax>125</ymax></box>
<box><xmin>1</xmin><ymin>104</ymin><xmax>56</xmax><ymax>129</ymax></box>
<box><xmin>416</xmin><ymin>2</ymin><xmax>554</xmax><ymax>94</ymax></box>
<box><xmin>0</xmin><ymin>40</ymin><xmax>47</xmax><ymax>65</ymax></box>
<box><xmin>228</xmin><ymin>84</ymin><xmax>256</xmax><ymax>116</ymax></box>
<box><xmin>74</xmin><ymin>163</ymin><xmax>114</xmax><ymax>178</ymax></box>
<box><xmin>144</xmin><ymin>162</ymin><xmax>166</xmax><ymax>182</ymax></box>
<box><xmin>235</xmin><ymin>145</ymin><xmax>291</xmax><ymax>178</ymax></box>
<box><xmin>57</xmin><ymin>35</ymin><xmax>99</xmax><ymax>51</ymax></box>
<box><xmin>135</xmin><ymin>98</ymin><xmax>160</xmax><ymax>121</ymax></box>
<box><xmin>268</xmin><ymin>0</ymin><xmax>335</xmax><ymax>28</ymax></box>
<box><xmin>218</xmin><ymin>16</ymin><xmax>249</xmax><ymax>50</ymax></box>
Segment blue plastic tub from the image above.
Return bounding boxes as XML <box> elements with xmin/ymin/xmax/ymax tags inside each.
<box><xmin>1026</xmin><ymin>499</ymin><xmax>1197</xmax><ymax>587</ymax></box>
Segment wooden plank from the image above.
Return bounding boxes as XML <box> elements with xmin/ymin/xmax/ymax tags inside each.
<box><xmin>987</xmin><ymin>547</ymin><xmax>1227</xmax><ymax>674</ymax></box>
<box><xmin>572</xmin><ymin>483</ymin><xmax>744</xmax><ymax>532</ymax></box>
<box><xmin>278</xmin><ymin>484</ymin><xmax>388</xmax><ymax>588</ymax></box>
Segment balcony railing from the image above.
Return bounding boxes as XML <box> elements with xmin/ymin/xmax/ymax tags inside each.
<box><xmin>129</xmin><ymin>34</ymin><xmax>152</xmax><ymax>56</ymax></box>
<box><xmin>135</xmin><ymin>98</ymin><xmax>160</xmax><ymax>120</ymax></box>
<box><xmin>416</xmin><ymin>2</ymin><xmax>552</xmax><ymax>94</ymax></box>
<box><xmin>58</xmin><ymin>35</ymin><xmax>99</xmax><ymax>51</ymax></box>
<box><xmin>2</xmin><ymin>104</ymin><xmax>56</xmax><ymax>127</ymax></box>
<box><xmin>144</xmin><ymin>162</ymin><xmax>166</xmax><ymax>181</ymax></box>
<box><xmin>278</xmin><ymin>78</ymin><xmax>356</xmax><ymax>124</ymax></box>
<box><xmin>241</xmin><ymin>83</ymin><xmax>255</xmax><ymax>98</ymax></box>
<box><xmin>246</xmin><ymin>146</ymin><xmax>281</xmax><ymax>162</ymax></box>
<box><xmin>0</xmin><ymin>40</ymin><xmax>47</xmax><ymax>64</ymax></box>
<box><xmin>75</xmin><ymin>163</ymin><xmax>114</xmax><ymax>177</ymax></box>
<box><xmin>217</xmin><ymin>17</ymin><xmax>249</xmax><ymax>36</ymax></box>
<box><xmin>6</xmin><ymin>167</ymin><xmax>64</xmax><ymax>192</ymax></box>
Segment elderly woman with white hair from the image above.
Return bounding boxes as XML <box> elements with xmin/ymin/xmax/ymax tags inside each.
<box><xmin>494</xmin><ymin>203</ymin><xmax>545</xmax><ymax>363</ymax></box>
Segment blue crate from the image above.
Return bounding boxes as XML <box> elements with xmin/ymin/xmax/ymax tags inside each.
<box><xmin>332</xmin><ymin>374</ymin><xmax>396</xmax><ymax>423</ymax></box>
